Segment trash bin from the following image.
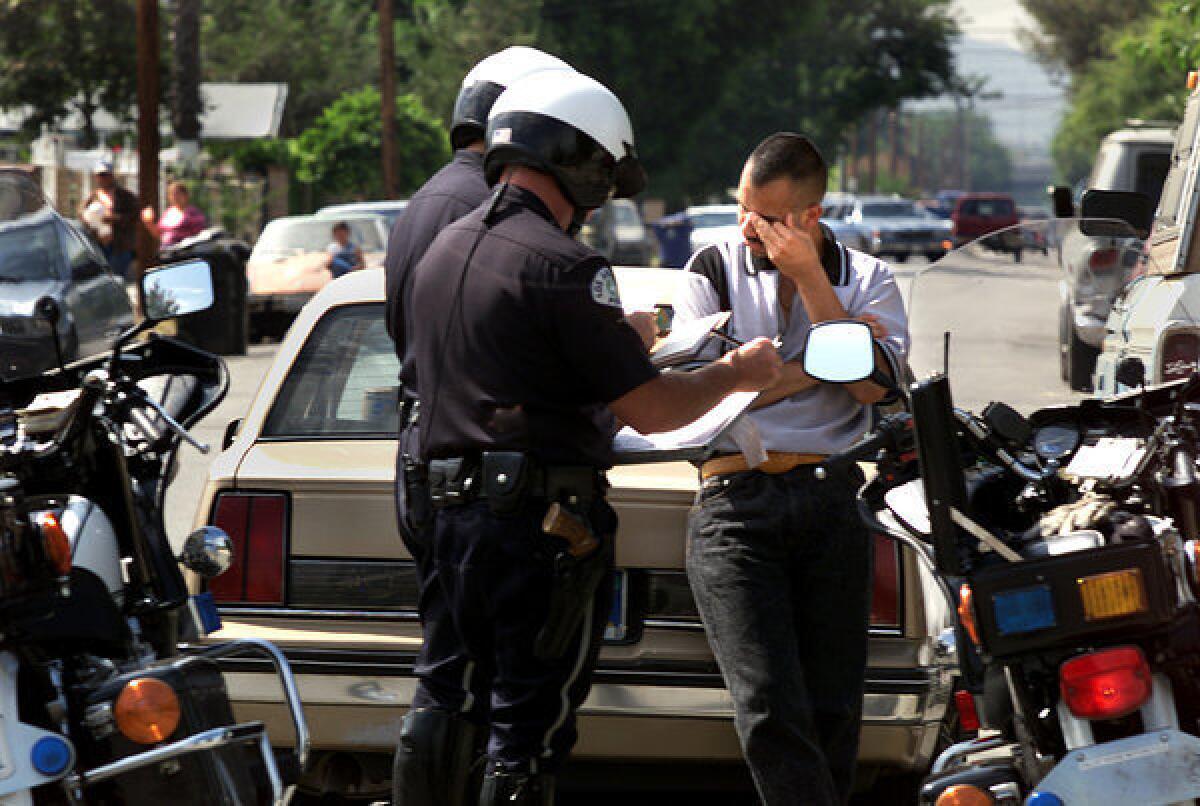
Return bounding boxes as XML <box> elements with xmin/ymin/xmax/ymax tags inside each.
<box><xmin>159</xmin><ymin>230</ymin><xmax>249</xmax><ymax>355</ymax></box>
<box><xmin>650</xmin><ymin>212</ymin><xmax>693</xmax><ymax>268</ymax></box>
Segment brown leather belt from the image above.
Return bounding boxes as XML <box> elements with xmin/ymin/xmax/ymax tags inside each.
<box><xmin>700</xmin><ymin>451</ymin><xmax>828</xmax><ymax>480</ymax></box>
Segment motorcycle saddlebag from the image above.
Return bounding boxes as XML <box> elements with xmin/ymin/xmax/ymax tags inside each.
<box><xmin>75</xmin><ymin>653</ymin><xmax>270</xmax><ymax>805</ymax></box>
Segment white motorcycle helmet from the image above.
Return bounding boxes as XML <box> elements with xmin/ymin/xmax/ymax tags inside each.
<box><xmin>484</xmin><ymin>70</ymin><xmax>647</xmax><ymax>215</ymax></box>
<box><xmin>450</xmin><ymin>46</ymin><xmax>574</xmax><ymax>149</ymax></box>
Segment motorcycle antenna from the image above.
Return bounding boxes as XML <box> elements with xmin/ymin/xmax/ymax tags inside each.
<box><xmin>943</xmin><ymin>331</ymin><xmax>951</xmax><ymax>376</ymax></box>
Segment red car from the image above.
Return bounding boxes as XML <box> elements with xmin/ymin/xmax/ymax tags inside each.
<box><xmin>951</xmin><ymin>193</ymin><xmax>1020</xmax><ymax>253</ymax></box>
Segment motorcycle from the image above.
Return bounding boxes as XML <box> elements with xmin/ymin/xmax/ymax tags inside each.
<box><xmin>0</xmin><ymin>174</ymin><xmax>307</xmax><ymax>804</ymax></box>
<box><xmin>802</xmin><ymin>214</ymin><xmax>1200</xmax><ymax>805</ymax></box>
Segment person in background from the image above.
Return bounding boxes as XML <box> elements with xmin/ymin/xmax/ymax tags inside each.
<box><xmin>80</xmin><ymin>160</ymin><xmax>139</xmax><ymax>278</ymax></box>
<box><xmin>326</xmin><ymin>221</ymin><xmax>364</xmax><ymax>278</ymax></box>
<box><xmin>141</xmin><ymin>180</ymin><xmax>208</xmax><ymax>248</ymax></box>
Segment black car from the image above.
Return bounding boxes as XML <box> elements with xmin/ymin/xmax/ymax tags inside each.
<box><xmin>0</xmin><ymin>172</ymin><xmax>134</xmax><ymax>380</ymax></box>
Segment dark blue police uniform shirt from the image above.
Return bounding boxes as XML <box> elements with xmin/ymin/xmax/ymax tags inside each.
<box><xmin>385</xmin><ymin>149</ymin><xmax>490</xmax><ymax>367</ymax></box>
<box><xmin>410</xmin><ymin>185</ymin><xmax>657</xmax><ymax>469</ymax></box>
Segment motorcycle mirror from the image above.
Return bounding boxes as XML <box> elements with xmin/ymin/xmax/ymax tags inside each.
<box><xmin>140</xmin><ymin>259</ymin><xmax>214</xmax><ymax>323</ymax></box>
<box><xmin>802</xmin><ymin>320</ymin><xmax>875</xmax><ymax>383</ymax></box>
<box><xmin>179</xmin><ymin>526</ymin><xmax>233</xmax><ymax>579</ymax></box>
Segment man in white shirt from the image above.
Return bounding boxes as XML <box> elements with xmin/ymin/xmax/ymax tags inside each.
<box><xmin>675</xmin><ymin>132</ymin><xmax>909</xmax><ymax>805</ymax></box>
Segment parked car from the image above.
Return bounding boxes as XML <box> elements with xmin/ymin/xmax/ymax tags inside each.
<box><xmin>820</xmin><ymin>193</ymin><xmax>871</xmax><ymax>252</ymax></box>
<box><xmin>316</xmin><ymin>199</ymin><xmax>409</xmax><ymax>231</ymax></box>
<box><xmin>190</xmin><ymin>266</ymin><xmax>956</xmax><ymax>800</ymax></box>
<box><xmin>684</xmin><ymin>204</ymin><xmax>740</xmax><ymax>254</ymax></box>
<box><xmin>949</xmin><ymin>193</ymin><xmax>1019</xmax><ymax>253</ymax></box>
<box><xmin>0</xmin><ymin>185</ymin><xmax>134</xmax><ymax>380</ymax></box>
<box><xmin>1094</xmin><ymin>85</ymin><xmax>1200</xmax><ymax>394</ymax></box>
<box><xmin>1060</xmin><ymin>125</ymin><xmax>1175</xmax><ymax>392</ymax></box>
<box><xmin>845</xmin><ymin>195</ymin><xmax>952</xmax><ymax>262</ymax></box>
<box><xmin>581</xmin><ymin>199</ymin><xmax>657</xmax><ymax>265</ymax></box>
<box><xmin>244</xmin><ymin>213</ymin><xmax>389</xmax><ymax>340</ymax></box>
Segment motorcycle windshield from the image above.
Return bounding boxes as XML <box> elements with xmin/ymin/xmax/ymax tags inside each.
<box><xmin>905</xmin><ymin>219</ymin><xmax>1155</xmax><ymax>414</ymax></box>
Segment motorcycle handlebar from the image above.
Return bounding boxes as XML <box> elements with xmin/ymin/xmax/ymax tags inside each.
<box><xmin>824</xmin><ymin>413</ymin><xmax>913</xmax><ymax>467</ymax></box>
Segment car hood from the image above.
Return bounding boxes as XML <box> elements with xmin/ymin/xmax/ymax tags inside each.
<box><xmin>0</xmin><ymin>280</ymin><xmax>62</xmax><ymax>316</ymax></box>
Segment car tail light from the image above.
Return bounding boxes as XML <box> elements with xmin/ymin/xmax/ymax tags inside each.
<box><xmin>954</xmin><ymin>689</ymin><xmax>981</xmax><ymax>732</ymax></box>
<box><xmin>1059</xmin><ymin>646</ymin><xmax>1152</xmax><ymax>720</ymax></box>
<box><xmin>1087</xmin><ymin>247</ymin><xmax>1120</xmax><ymax>272</ymax></box>
<box><xmin>207</xmin><ymin>492</ymin><xmax>286</xmax><ymax>604</ymax></box>
<box><xmin>1161</xmin><ymin>331</ymin><xmax>1200</xmax><ymax>382</ymax></box>
<box><xmin>869</xmin><ymin>533</ymin><xmax>900</xmax><ymax>627</ymax></box>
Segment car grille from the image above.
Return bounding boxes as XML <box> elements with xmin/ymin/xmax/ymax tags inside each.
<box><xmin>889</xmin><ymin>229</ymin><xmax>936</xmax><ymax>243</ymax></box>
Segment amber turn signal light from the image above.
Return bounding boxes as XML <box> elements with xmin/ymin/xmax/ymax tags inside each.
<box><xmin>33</xmin><ymin>513</ymin><xmax>71</xmax><ymax>577</ymax></box>
<box><xmin>114</xmin><ymin>678</ymin><xmax>181</xmax><ymax>744</ymax></box>
<box><xmin>958</xmin><ymin>584</ymin><xmax>981</xmax><ymax>645</ymax></box>
<box><xmin>936</xmin><ymin>783</ymin><xmax>994</xmax><ymax>806</ymax></box>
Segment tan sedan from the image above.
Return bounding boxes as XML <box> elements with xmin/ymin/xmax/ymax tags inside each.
<box><xmin>192</xmin><ymin>267</ymin><xmax>956</xmax><ymax>800</ymax></box>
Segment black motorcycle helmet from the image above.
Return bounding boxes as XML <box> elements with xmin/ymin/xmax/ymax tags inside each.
<box><xmin>484</xmin><ymin>71</ymin><xmax>647</xmax><ymax>220</ymax></box>
<box><xmin>449</xmin><ymin>46</ymin><xmax>573</xmax><ymax>150</ymax></box>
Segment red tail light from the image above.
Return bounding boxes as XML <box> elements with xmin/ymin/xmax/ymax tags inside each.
<box><xmin>1060</xmin><ymin>646</ymin><xmax>1152</xmax><ymax>720</ymax></box>
<box><xmin>869</xmin><ymin>533</ymin><xmax>900</xmax><ymax>627</ymax></box>
<box><xmin>1087</xmin><ymin>247</ymin><xmax>1120</xmax><ymax>272</ymax></box>
<box><xmin>954</xmin><ymin>689</ymin><xmax>981</xmax><ymax>733</ymax></box>
<box><xmin>207</xmin><ymin>492</ymin><xmax>286</xmax><ymax>604</ymax></box>
<box><xmin>1162</xmin><ymin>331</ymin><xmax>1200</xmax><ymax>382</ymax></box>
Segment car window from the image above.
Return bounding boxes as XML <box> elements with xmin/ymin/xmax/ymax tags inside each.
<box><xmin>0</xmin><ymin>220</ymin><xmax>61</xmax><ymax>282</ymax></box>
<box><xmin>1135</xmin><ymin>151</ymin><xmax>1171</xmax><ymax>208</ymax></box>
<box><xmin>862</xmin><ymin>202</ymin><xmax>918</xmax><ymax>218</ymax></box>
<box><xmin>252</xmin><ymin>218</ymin><xmax>385</xmax><ymax>259</ymax></box>
<box><xmin>1158</xmin><ymin>103</ymin><xmax>1199</xmax><ymax>228</ymax></box>
<box><xmin>961</xmin><ymin>199</ymin><xmax>1013</xmax><ymax>217</ymax></box>
<box><xmin>60</xmin><ymin>219</ymin><xmax>108</xmax><ymax>279</ymax></box>
<box><xmin>264</xmin><ymin>303</ymin><xmax>400</xmax><ymax>438</ymax></box>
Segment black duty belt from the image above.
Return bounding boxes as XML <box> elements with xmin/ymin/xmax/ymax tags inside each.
<box><xmin>427</xmin><ymin>452</ymin><xmax>604</xmax><ymax>515</ymax></box>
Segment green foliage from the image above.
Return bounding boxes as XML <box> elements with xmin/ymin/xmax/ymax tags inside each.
<box><xmin>1018</xmin><ymin>0</ymin><xmax>1154</xmax><ymax>77</ymax></box>
<box><xmin>907</xmin><ymin>109</ymin><xmax>1013</xmax><ymax>193</ymax></box>
<box><xmin>0</xmin><ymin>0</ymin><xmax>139</xmax><ymax>147</ymax></box>
<box><xmin>289</xmin><ymin>87</ymin><xmax>450</xmax><ymax>204</ymax></box>
<box><xmin>201</xmin><ymin>0</ymin><xmax>378</xmax><ymax>136</ymax></box>
<box><xmin>205</xmin><ymin>139</ymin><xmax>292</xmax><ymax>175</ymax></box>
<box><xmin>398</xmin><ymin>0</ymin><xmax>543</xmax><ymax>124</ymax></box>
<box><xmin>1052</xmin><ymin>0</ymin><xmax>1199</xmax><ymax>184</ymax></box>
<box><xmin>539</xmin><ymin>0</ymin><xmax>959</xmax><ymax>206</ymax></box>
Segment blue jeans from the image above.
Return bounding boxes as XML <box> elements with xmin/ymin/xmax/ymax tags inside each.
<box><xmin>103</xmin><ymin>246</ymin><xmax>134</xmax><ymax>279</ymax></box>
<box><xmin>686</xmin><ymin>463</ymin><xmax>871</xmax><ymax>805</ymax></box>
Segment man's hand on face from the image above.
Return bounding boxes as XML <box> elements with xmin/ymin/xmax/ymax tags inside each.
<box><xmin>721</xmin><ymin>337</ymin><xmax>783</xmax><ymax>392</ymax></box>
<box><xmin>750</xmin><ymin>212</ymin><xmax>822</xmax><ymax>281</ymax></box>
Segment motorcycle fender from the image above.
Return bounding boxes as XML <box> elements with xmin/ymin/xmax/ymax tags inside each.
<box><xmin>56</xmin><ymin>496</ymin><xmax>123</xmax><ymax>605</ymax></box>
<box><xmin>1034</xmin><ymin>729</ymin><xmax>1200</xmax><ymax>803</ymax></box>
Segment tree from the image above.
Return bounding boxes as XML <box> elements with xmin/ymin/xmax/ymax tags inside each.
<box><xmin>1018</xmin><ymin>0</ymin><xmax>1153</xmax><ymax>79</ymax></box>
<box><xmin>0</xmin><ymin>0</ymin><xmax>139</xmax><ymax>147</ymax></box>
<box><xmin>906</xmin><ymin>109</ymin><xmax>1013</xmax><ymax>193</ymax></box>
<box><xmin>290</xmin><ymin>87</ymin><xmax>450</xmax><ymax>204</ymax></box>
<box><xmin>172</xmin><ymin>0</ymin><xmax>202</xmax><ymax>144</ymax></box>
<box><xmin>1052</xmin><ymin>0</ymin><xmax>1200</xmax><ymax>183</ymax></box>
<box><xmin>201</xmin><ymin>0</ymin><xmax>378</xmax><ymax>136</ymax></box>
<box><xmin>397</xmin><ymin>0</ymin><xmax>543</xmax><ymax>125</ymax></box>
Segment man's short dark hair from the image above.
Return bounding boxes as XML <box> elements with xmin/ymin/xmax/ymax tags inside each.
<box><xmin>332</xmin><ymin>221</ymin><xmax>350</xmax><ymax>233</ymax></box>
<box><xmin>747</xmin><ymin>133</ymin><xmax>827</xmax><ymax>202</ymax></box>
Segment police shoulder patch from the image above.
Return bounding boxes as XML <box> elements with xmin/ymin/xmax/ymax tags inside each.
<box><xmin>589</xmin><ymin>265</ymin><xmax>622</xmax><ymax>308</ymax></box>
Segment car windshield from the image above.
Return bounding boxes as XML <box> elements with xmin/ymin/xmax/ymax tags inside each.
<box><xmin>264</xmin><ymin>303</ymin><xmax>400</xmax><ymax>438</ymax></box>
<box><xmin>908</xmin><ymin>220</ymin><xmax>1152</xmax><ymax>413</ymax></box>
<box><xmin>960</xmin><ymin>199</ymin><xmax>1015</xmax><ymax>217</ymax></box>
<box><xmin>862</xmin><ymin>201</ymin><xmax>918</xmax><ymax>218</ymax></box>
<box><xmin>253</xmin><ymin>217</ymin><xmax>385</xmax><ymax>258</ymax></box>
<box><xmin>0</xmin><ymin>220</ymin><xmax>60</xmax><ymax>282</ymax></box>
<box><xmin>690</xmin><ymin>210</ymin><xmax>738</xmax><ymax>229</ymax></box>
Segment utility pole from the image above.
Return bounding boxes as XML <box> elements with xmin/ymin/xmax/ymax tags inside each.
<box><xmin>136</xmin><ymin>0</ymin><xmax>160</xmax><ymax>277</ymax></box>
<box><xmin>866</xmin><ymin>110</ymin><xmax>879</xmax><ymax>194</ymax></box>
<box><xmin>846</xmin><ymin>125</ymin><xmax>859</xmax><ymax>193</ymax></box>
<box><xmin>380</xmin><ymin>0</ymin><xmax>397</xmax><ymax>199</ymax></box>
<box><xmin>173</xmin><ymin>0</ymin><xmax>202</xmax><ymax>163</ymax></box>
<box><xmin>912</xmin><ymin>116</ymin><xmax>924</xmax><ymax>195</ymax></box>
<box><xmin>888</xmin><ymin>109</ymin><xmax>900</xmax><ymax>180</ymax></box>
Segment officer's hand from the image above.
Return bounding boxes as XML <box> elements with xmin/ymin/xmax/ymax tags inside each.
<box><xmin>723</xmin><ymin>337</ymin><xmax>783</xmax><ymax>392</ymax></box>
<box><xmin>624</xmin><ymin>310</ymin><xmax>659</xmax><ymax>350</ymax></box>
<box><xmin>751</xmin><ymin>213</ymin><xmax>822</xmax><ymax>280</ymax></box>
<box><xmin>858</xmin><ymin>313</ymin><xmax>888</xmax><ymax>340</ymax></box>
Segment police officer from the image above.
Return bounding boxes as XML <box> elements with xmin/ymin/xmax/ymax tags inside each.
<box><xmin>385</xmin><ymin>47</ymin><xmax>573</xmax><ymax>806</ymax></box>
<box><xmin>395</xmin><ymin>70</ymin><xmax>782</xmax><ymax>804</ymax></box>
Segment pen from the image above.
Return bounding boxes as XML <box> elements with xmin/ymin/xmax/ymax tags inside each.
<box><xmin>708</xmin><ymin>329</ymin><xmax>783</xmax><ymax>349</ymax></box>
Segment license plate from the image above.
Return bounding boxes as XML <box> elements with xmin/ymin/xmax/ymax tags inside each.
<box><xmin>191</xmin><ymin>592</ymin><xmax>222</xmax><ymax>635</ymax></box>
<box><xmin>604</xmin><ymin>571</ymin><xmax>628</xmax><ymax>642</ymax></box>
<box><xmin>992</xmin><ymin>584</ymin><xmax>1056</xmax><ymax>636</ymax></box>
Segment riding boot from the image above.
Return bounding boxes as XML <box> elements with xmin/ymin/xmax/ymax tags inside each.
<box><xmin>392</xmin><ymin>707</ymin><xmax>481</xmax><ymax>806</ymax></box>
<box><xmin>478</xmin><ymin>768</ymin><xmax>556</xmax><ymax>805</ymax></box>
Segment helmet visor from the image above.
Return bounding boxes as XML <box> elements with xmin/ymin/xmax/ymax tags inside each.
<box><xmin>613</xmin><ymin>156</ymin><xmax>646</xmax><ymax>199</ymax></box>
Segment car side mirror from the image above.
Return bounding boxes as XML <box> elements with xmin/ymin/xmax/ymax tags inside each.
<box><xmin>1049</xmin><ymin>185</ymin><xmax>1075</xmax><ymax>219</ymax></box>
<box><xmin>1115</xmin><ymin>356</ymin><xmax>1146</xmax><ymax>389</ymax></box>
<box><xmin>139</xmin><ymin>258</ymin><xmax>214</xmax><ymax>322</ymax></box>
<box><xmin>802</xmin><ymin>320</ymin><xmax>875</xmax><ymax>383</ymax></box>
<box><xmin>179</xmin><ymin>526</ymin><xmax>233</xmax><ymax>579</ymax></box>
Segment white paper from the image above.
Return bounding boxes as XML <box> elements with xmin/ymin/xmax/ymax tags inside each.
<box><xmin>1063</xmin><ymin>437</ymin><xmax>1146</xmax><ymax>482</ymax></box>
<box><xmin>613</xmin><ymin>390</ymin><xmax>758</xmax><ymax>460</ymax></box>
